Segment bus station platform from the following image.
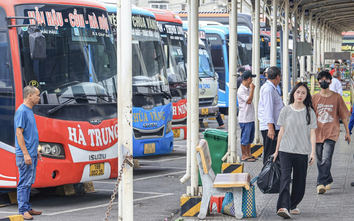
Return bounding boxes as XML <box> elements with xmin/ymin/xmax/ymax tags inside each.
<box><xmin>172</xmin><ymin>120</ymin><xmax>354</xmax><ymax>221</ymax></box>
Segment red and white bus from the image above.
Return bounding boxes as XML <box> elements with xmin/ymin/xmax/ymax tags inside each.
<box><xmin>0</xmin><ymin>0</ymin><xmax>118</xmax><ymax>188</ymax></box>
<box><xmin>145</xmin><ymin>8</ymin><xmax>187</xmax><ymax>141</ymax></box>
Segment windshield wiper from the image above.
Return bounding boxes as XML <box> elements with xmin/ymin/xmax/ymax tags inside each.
<box><xmin>48</xmin><ymin>96</ymin><xmax>95</xmax><ymax>115</ymax></box>
<box><xmin>161</xmin><ymin>90</ymin><xmax>172</xmax><ymax>99</ymax></box>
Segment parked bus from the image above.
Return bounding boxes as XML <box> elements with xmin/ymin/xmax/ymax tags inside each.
<box><xmin>204</xmin><ymin>25</ymin><xmax>253</xmax><ymax>113</ymax></box>
<box><xmin>182</xmin><ymin>23</ymin><xmax>219</xmax><ymax>120</ymax></box>
<box><xmin>0</xmin><ymin>0</ymin><xmax>120</xmax><ymax>188</ymax></box>
<box><xmin>145</xmin><ymin>8</ymin><xmax>187</xmax><ymax>141</ymax></box>
<box><xmin>106</xmin><ymin>5</ymin><xmax>174</xmax><ymax>156</ymax></box>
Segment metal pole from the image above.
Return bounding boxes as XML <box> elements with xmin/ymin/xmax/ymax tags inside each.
<box><xmin>270</xmin><ymin>0</ymin><xmax>278</xmax><ymax>66</ymax></box>
<box><xmin>321</xmin><ymin>25</ymin><xmax>325</xmax><ymax>70</ymax></box>
<box><xmin>119</xmin><ymin>0</ymin><xmax>133</xmax><ymax>220</ymax></box>
<box><xmin>190</xmin><ymin>0</ymin><xmax>199</xmax><ymax>196</ymax></box>
<box><xmin>180</xmin><ymin>0</ymin><xmax>191</xmax><ymax>185</ymax></box>
<box><xmin>307</xmin><ymin>13</ymin><xmax>312</xmax><ymax>73</ymax></box>
<box><xmin>116</xmin><ymin>0</ymin><xmax>123</xmax><ymax>219</ymax></box>
<box><xmin>283</xmin><ymin>0</ymin><xmax>289</xmax><ymax>103</ymax></box>
<box><xmin>228</xmin><ymin>0</ymin><xmax>238</xmax><ymax>163</ymax></box>
<box><xmin>300</xmin><ymin>11</ymin><xmax>305</xmax><ymax>77</ymax></box>
<box><xmin>253</xmin><ymin>0</ymin><xmax>261</xmax><ymax>144</ymax></box>
<box><xmin>292</xmin><ymin>11</ymin><xmax>297</xmax><ymax>87</ymax></box>
<box><xmin>313</xmin><ymin>18</ymin><xmax>317</xmax><ymax>73</ymax></box>
<box><xmin>316</xmin><ymin>23</ymin><xmax>321</xmax><ymax>72</ymax></box>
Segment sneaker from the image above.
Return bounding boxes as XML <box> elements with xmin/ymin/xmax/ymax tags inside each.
<box><xmin>325</xmin><ymin>182</ymin><xmax>333</xmax><ymax>190</ymax></box>
<box><xmin>290</xmin><ymin>208</ymin><xmax>300</xmax><ymax>215</ymax></box>
<box><xmin>317</xmin><ymin>184</ymin><xmax>326</xmax><ymax>194</ymax></box>
<box><xmin>277</xmin><ymin>208</ymin><xmax>291</xmax><ymax>219</ymax></box>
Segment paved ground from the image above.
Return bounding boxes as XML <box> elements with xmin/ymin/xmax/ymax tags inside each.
<box><xmin>1</xmin><ymin>117</ymin><xmax>354</xmax><ymax>221</ymax></box>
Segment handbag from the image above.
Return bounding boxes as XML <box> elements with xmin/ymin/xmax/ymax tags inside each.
<box><xmin>257</xmin><ymin>155</ymin><xmax>281</xmax><ymax>194</ymax></box>
<box><xmin>221</xmin><ymin>177</ymin><xmax>258</xmax><ymax>218</ymax></box>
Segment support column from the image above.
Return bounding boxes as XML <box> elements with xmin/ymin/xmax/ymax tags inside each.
<box><xmin>119</xmin><ymin>0</ymin><xmax>133</xmax><ymax>220</ymax></box>
<box><xmin>190</xmin><ymin>0</ymin><xmax>199</xmax><ymax>196</ymax></box>
<box><xmin>253</xmin><ymin>0</ymin><xmax>261</xmax><ymax>144</ymax></box>
<box><xmin>321</xmin><ymin>25</ymin><xmax>325</xmax><ymax>70</ymax></box>
<box><xmin>292</xmin><ymin>10</ymin><xmax>298</xmax><ymax>87</ymax></box>
<box><xmin>300</xmin><ymin>11</ymin><xmax>305</xmax><ymax>77</ymax></box>
<box><xmin>313</xmin><ymin>18</ymin><xmax>317</xmax><ymax>73</ymax></box>
<box><xmin>116</xmin><ymin>0</ymin><xmax>123</xmax><ymax>219</ymax></box>
<box><xmin>270</xmin><ymin>0</ymin><xmax>278</xmax><ymax>66</ymax></box>
<box><xmin>316</xmin><ymin>23</ymin><xmax>321</xmax><ymax>72</ymax></box>
<box><xmin>228</xmin><ymin>0</ymin><xmax>238</xmax><ymax>163</ymax></box>
<box><xmin>307</xmin><ymin>12</ymin><xmax>312</xmax><ymax>73</ymax></box>
<box><xmin>180</xmin><ymin>0</ymin><xmax>192</xmax><ymax>185</ymax></box>
<box><xmin>282</xmin><ymin>0</ymin><xmax>289</xmax><ymax>103</ymax></box>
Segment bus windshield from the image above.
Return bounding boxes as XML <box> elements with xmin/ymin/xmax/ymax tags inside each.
<box><xmin>163</xmin><ymin>37</ymin><xmax>187</xmax><ymax>83</ymax></box>
<box><xmin>199</xmin><ymin>48</ymin><xmax>215</xmax><ymax>78</ymax></box>
<box><xmin>131</xmin><ymin>16</ymin><xmax>169</xmax><ymax>94</ymax></box>
<box><xmin>236</xmin><ymin>34</ymin><xmax>252</xmax><ymax>66</ymax></box>
<box><xmin>16</xmin><ymin>5</ymin><xmax>117</xmax><ymax>105</ymax></box>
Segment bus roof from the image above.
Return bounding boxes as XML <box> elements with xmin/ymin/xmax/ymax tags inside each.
<box><xmin>2</xmin><ymin>0</ymin><xmax>106</xmax><ymax>10</ymax></box>
<box><xmin>105</xmin><ymin>4</ymin><xmax>155</xmax><ymax>18</ymax></box>
<box><xmin>204</xmin><ymin>27</ymin><xmax>227</xmax><ymax>40</ymax></box>
<box><xmin>144</xmin><ymin>8</ymin><xmax>182</xmax><ymax>24</ymax></box>
<box><xmin>182</xmin><ymin>21</ymin><xmax>205</xmax><ymax>31</ymax></box>
<box><xmin>204</xmin><ymin>25</ymin><xmax>252</xmax><ymax>35</ymax></box>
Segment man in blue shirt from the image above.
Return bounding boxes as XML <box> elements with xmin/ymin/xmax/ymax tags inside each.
<box><xmin>15</xmin><ymin>85</ymin><xmax>42</xmax><ymax>220</ymax></box>
<box><xmin>258</xmin><ymin>66</ymin><xmax>284</xmax><ymax>164</ymax></box>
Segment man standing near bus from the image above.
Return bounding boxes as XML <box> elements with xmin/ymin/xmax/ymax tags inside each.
<box><xmin>258</xmin><ymin>66</ymin><xmax>284</xmax><ymax>164</ymax></box>
<box><xmin>15</xmin><ymin>86</ymin><xmax>42</xmax><ymax>220</ymax></box>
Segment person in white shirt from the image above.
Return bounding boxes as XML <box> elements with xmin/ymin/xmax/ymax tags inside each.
<box><xmin>258</xmin><ymin>66</ymin><xmax>284</xmax><ymax>164</ymax></box>
<box><xmin>329</xmin><ymin>71</ymin><xmax>343</xmax><ymax>96</ymax></box>
<box><xmin>238</xmin><ymin>70</ymin><xmax>256</xmax><ymax>162</ymax></box>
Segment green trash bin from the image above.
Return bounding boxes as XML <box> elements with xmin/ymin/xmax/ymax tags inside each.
<box><xmin>199</xmin><ymin>129</ymin><xmax>228</xmax><ymax>185</ymax></box>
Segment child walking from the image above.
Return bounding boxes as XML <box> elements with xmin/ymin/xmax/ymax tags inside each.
<box><xmin>273</xmin><ymin>82</ymin><xmax>317</xmax><ymax>219</ymax></box>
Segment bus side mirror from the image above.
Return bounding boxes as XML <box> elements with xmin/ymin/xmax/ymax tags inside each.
<box><xmin>28</xmin><ymin>26</ymin><xmax>46</xmax><ymax>60</ymax></box>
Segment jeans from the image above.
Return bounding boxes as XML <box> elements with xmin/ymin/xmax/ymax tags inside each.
<box><xmin>316</xmin><ymin>139</ymin><xmax>335</xmax><ymax>186</ymax></box>
<box><xmin>216</xmin><ymin>113</ymin><xmax>224</xmax><ymax>126</ymax></box>
<box><xmin>277</xmin><ymin>152</ymin><xmax>308</xmax><ymax>211</ymax></box>
<box><xmin>16</xmin><ymin>155</ymin><xmax>37</xmax><ymax>214</ymax></box>
<box><xmin>239</xmin><ymin>122</ymin><xmax>255</xmax><ymax>145</ymax></box>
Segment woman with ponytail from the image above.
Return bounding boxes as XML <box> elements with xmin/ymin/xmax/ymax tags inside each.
<box><xmin>272</xmin><ymin>82</ymin><xmax>317</xmax><ymax>219</ymax></box>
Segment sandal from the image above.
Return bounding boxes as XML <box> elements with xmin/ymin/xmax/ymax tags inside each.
<box><xmin>241</xmin><ymin>157</ymin><xmax>256</xmax><ymax>162</ymax></box>
<box><xmin>216</xmin><ymin>125</ymin><xmax>225</xmax><ymax>129</ymax></box>
<box><xmin>290</xmin><ymin>208</ymin><xmax>300</xmax><ymax>215</ymax></box>
<box><xmin>277</xmin><ymin>208</ymin><xmax>291</xmax><ymax>219</ymax></box>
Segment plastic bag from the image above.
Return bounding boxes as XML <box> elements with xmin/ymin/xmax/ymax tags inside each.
<box><xmin>257</xmin><ymin>155</ymin><xmax>281</xmax><ymax>193</ymax></box>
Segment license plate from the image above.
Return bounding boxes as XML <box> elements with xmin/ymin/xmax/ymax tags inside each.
<box><xmin>144</xmin><ymin>143</ymin><xmax>156</xmax><ymax>154</ymax></box>
<box><xmin>89</xmin><ymin>163</ymin><xmax>104</xmax><ymax>176</ymax></box>
<box><xmin>201</xmin><ymin>108</ymin><xmax>209</xmax><ymax>115</ymax></box>
<box><xmin>173</xmin><ymin>129</ymin><xmax>180</xmax><ymax>138</ymax></box>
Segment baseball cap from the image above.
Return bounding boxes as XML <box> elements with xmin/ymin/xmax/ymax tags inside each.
<box><xmin>264</xmin><ymin>67</ymin><xmax>269</xmax><ymax>73</ymax></box>
<box><xmin>242</xmin><ymin>71</ymin><xmax>256</xmax><ymax>79</ymax></box>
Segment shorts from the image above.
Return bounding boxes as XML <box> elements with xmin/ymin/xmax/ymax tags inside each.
<box><xmin>239</xmin><ymin>122</ymin><xmax>255</xmax><ymax>146</ymax></box>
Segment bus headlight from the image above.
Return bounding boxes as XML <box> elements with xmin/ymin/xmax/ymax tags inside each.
<box><xmin>212</xmin><ymin>95</ymin><xmax>218</xmax><ymax>106</ymax></box>
<box><xmin>166</xmin><ymin>121</ymin><xmax>172</xmax><ymax>134</ymax></box>
<box><xmin>38</xmin><ymin>143</ymin><xmax>65</xmax><ymax>159</ymax></box>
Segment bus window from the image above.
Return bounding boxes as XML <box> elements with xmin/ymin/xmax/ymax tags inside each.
<box><xmin>0</xmin><ymin>30</ymin><xmax>15</xmax><ymax>146</ymax></box>
<box><xmin>207</xmin><ymin>34</ymin><xmax>224</xmax><ymax>68</ymax></box>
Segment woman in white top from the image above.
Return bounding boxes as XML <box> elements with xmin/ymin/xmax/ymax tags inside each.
<box><xmin>273</xmin><ymin>82</ymin><xmax>317</xmax><ymax>219</ymax></box>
